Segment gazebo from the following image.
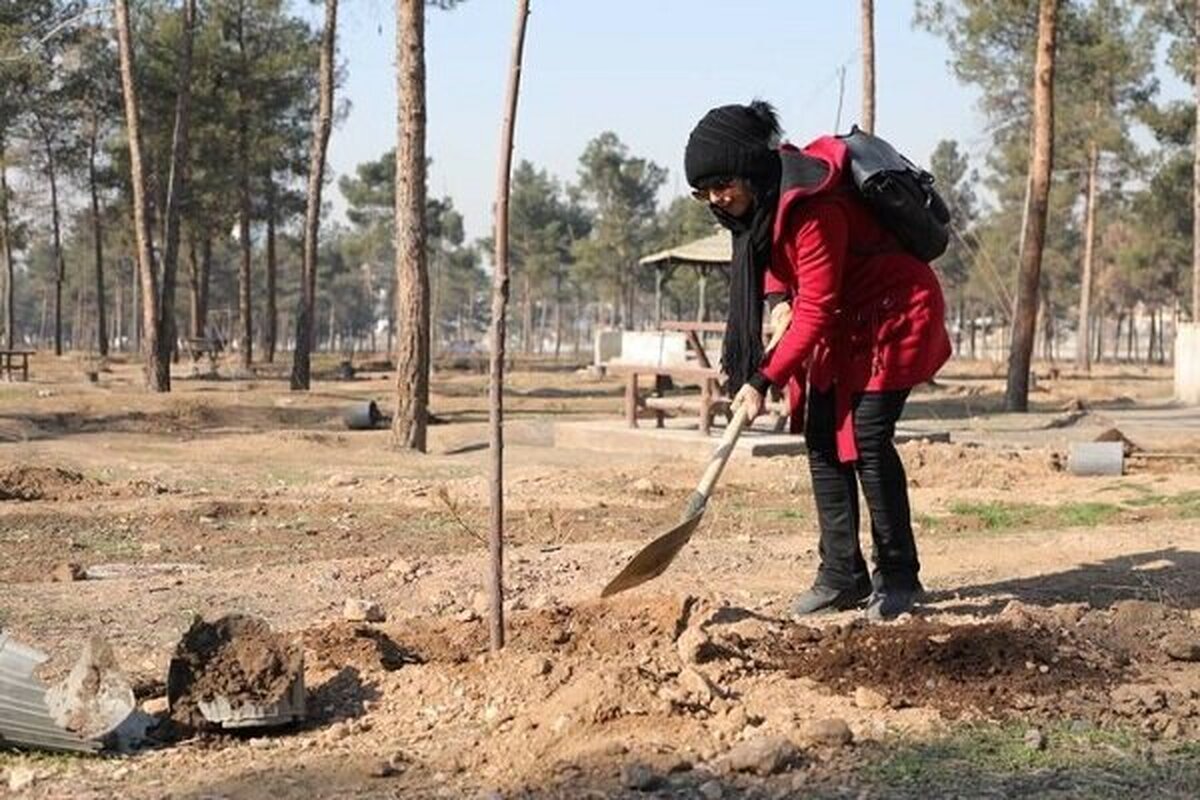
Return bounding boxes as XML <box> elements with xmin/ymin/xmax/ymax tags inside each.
<box><xmin>638</xmin><ymin>230</ymin><xmax>731</xmax><ymax>327</ymax></box>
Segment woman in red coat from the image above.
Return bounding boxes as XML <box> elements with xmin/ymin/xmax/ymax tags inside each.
<box><xmin>684</xmin><ymin>101</ymin><xmax>951</xmax><ymax>621</ymax></box>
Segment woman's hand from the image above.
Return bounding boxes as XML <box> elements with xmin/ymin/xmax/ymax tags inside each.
<box><xmin>732</xmin><ymin>383</ymin><xmax>764</xmax><ymax>421</ymax></box>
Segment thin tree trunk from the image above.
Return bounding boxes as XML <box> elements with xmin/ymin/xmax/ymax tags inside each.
<box><xmin>235</xmin><ymin>2</ymin><xmax>253</xmax><ymax>371</ymax></box>
<box><xmin>88</xmin><ymin>111</ymin><xmax>109</xmax><ymax>357</ymax></box>
<box><xmin>1005</xmin><ymin>0</ymin><xmax>1059</xmax><ymax>412</ymax></box>
<box><xmin>41</xmin><ymin>125</ymin><xmax>66</xmax><ymax>357</ymax></box>
<box><xmin>115</xmin><ymin>0</ymin><xmax>163</xmax><ymax>389</ymax></box>
<box><xmin>291</xmin><ymin>0</ymin><xmax>337</xmax><ymax>389</ymax></box>
<box><xmin>392</xmin><ymin>0</ymin><xmax>430</xmax><ymax>449</ymax></box>
<box><xmin>554</xmin><ymin>271</ymin><xmax>563</xmax><ymax>360</ymax></box>
<box><xmin>860</xmin><ymin>0</ymin><xmax>875</xmax><ymax>134</ymax></box>
<box><xmin>187</xmin><ymin>236</ymin><xmax>200</xmax><ymax>339</ymax></box>
<box><xmin>1193</xmin><ymin>0</ymin><xmax>1199</xmax><ymax>322</ymax></box>
<box><xmin>265</xmin><ymin>174</ymin><xmax>277</xmax><ymax>363</ymax></box>
<box><xmin>521</xmin><ymin>274</ymin><xmax>532</xmax><ymax>354</ymax></box>
<box><xmin>488</xmin><ymin>0</ymin><xmax>531</xmax><ymax>652</ymax></box>
<box><xmin>0</xmin><ymin>140</ymin><xmax>14</xmax><ymax>350</ymax></box>
<box><xmin>1127</xmin><ymin>307</ymin><xmax>1135</xmax><ymax>361</ymax></box>
<box><xmin>1075</xmin><ymin>138</ymin><xmax>1099</xmax><ymax>372</ymax></box>
<box><xmin>156</xmin><ymin>0</ymin><xmax>195</xmax><ymax>390</ymax></box>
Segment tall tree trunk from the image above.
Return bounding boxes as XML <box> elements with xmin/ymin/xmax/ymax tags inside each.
<box><xmin>521</xmin><ymin>274</ymin><xmax>532</xmax><ymax>354</ymax></box>
<box><xmin>393</xmin><ymin>0</ymin><xmax>430</xmax><ymax>449</ymax></box>
<box><xmin>553</xmin><ymin>271</ymin><xmax>563</xmax><ymax>360</ymax></box>
<box><xmin>488</xmin><ymin>0</ymin><xmax>531</xmax><ymax>652</ymax></box>
<box><xmin>188</xmin><ymin>236</ymin><xmax>201</xmax><ymax>339</ymax></box>
<box><xmin>1075</xmin><ymin>137</ymin><xmax>1099</xmax><ymax>372</ymax></box>
<box><xmin>1193</xmin><ymin>0</ymin><xmax>1200</xmax><ymax>322</ymax></box>
<box><xmin>115</xmin><ymin>0</ymin><xmax>163</xmax><ymax>389</ymax></box>
<box><xmin>1005</xmin><ymin>0</ymin><xmax>1059</xmax><ymax>412</ymax></box>
<box><xmin>41</xmin><ymin>125</ymin><xmax>66</xmax><ymax>357</ymax></box>
<box><xmin>235</xmin><ymin>2</ymin><xmax>253</xmax><ymax>371</ymax></box>
<box><xmin>0</xmin><ymin>140</ymin><xmax>13</xmax><ymax>350</ymax></box>
<box><xmin>156</xmin><ymin>0</ymin><xmax>195</xmax><ymax>390</ymax></box>
<box><xmin>87</xmin><ymin>112</ymin><xmax>109</xmax><ymax>357</ymax></box>
<box><xmin>860</xmin><ymin>0</ymin><xmax>875</xmax><ymax>133</ymax></box>
<box><xmin>265</xmin><ymin>174</ymin><xmax>277</xmax><ymax>363</ymax></box>
<box><xmin>292</xmin><ymin>0</ymin><xmax>338</xmax><ymax>389</ymax></box>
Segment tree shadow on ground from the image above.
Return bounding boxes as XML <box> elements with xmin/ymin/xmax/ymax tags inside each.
<box><xmin>925</xmin><ymin>547</ymin><xmax>1200</xmax><ymax>616</ymax></box>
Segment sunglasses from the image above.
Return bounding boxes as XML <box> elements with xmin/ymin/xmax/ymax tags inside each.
<box><xmin>690</xmin><ymin>177</ymin><xmax>737</xmax><ymax>202</ymax></box>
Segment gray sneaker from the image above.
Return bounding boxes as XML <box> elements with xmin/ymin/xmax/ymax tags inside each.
<box><xmin>863</xmin><ymin>588</ymin><xmax>919</xmax><ymax>622</ymax></box>
<box><xmin>790</xmin><ymin>581</ymin><xmax>872</xmax><ymax>617</ymax></box>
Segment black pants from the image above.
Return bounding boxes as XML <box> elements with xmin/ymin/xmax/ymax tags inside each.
<box><xmin>804</xmin><ymin>386</ymin><xmax>920</xmax><ymax>592</ymax></box>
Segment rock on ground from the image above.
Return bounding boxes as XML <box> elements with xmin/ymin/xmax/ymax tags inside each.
<box><xmin>343</xmin><ymin>598</ymin><xmax>386</xmax><ymax>623</ymax></box>
<box><xmin>722</xmin><ymin>736</ymin><xmax>801</xmax><ymax>776</ymax></box>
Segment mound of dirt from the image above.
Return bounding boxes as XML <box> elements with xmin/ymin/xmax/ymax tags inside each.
<box><xmin>0</xmin><ymin>465</ymin><xmax>97</xmax><ymax>501</ymax></box>
<box><xmin>303</xmin><ymin>624</ymin><xmax>417</xmax><ymax>672</ymax></box>
<box><xmin>766</xmin><ymin>619</ymin><xmax>1117</xmax><ymax>718</ymax></box>
<box><xmin>166</xmin><ymin>615</ymin><xmax>303</xmax><ymax>728</ymax></box>
<box><xmin>898</xmin><ymin>441</ymin><xmax>1056</xmax><ymax>491</ymax></box>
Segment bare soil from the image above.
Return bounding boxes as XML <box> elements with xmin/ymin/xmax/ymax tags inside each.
<box><xmin>1</xmin><ymin>354</ymin><xmax>1199</xmax><ymax>799</ymax></box>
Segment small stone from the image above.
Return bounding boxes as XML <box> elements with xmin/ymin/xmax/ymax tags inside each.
<box><xmin>699</xmin><ymin>779</ymin><xmax>725</xmax><ymax>800</ymax></box>
<box><xmin>343</xmin><ymin>598</ymin><xmax>385</xmax><ymax>623</ymax></box>
<box><xmin>679</xmin><ymin>667</ymin><xmax>719</xmax><ymax>705</ymax></box>
<box><xmin>677</xmin><ymin>625</ymin><xmax>715</xmax><ymax>666</ymax></box>
<box><xmin>529</xmin><ymin>657</ymin><xmax>552</xmax><ymax>678</ymax></box>
<box><xmin>51</xmin><ymin>562</ymin><xmax>86</xmax><ymax>582</ymax></box>
<box><xmin>631</xmin><ymin>478</ymin><xmax>662</xmax><ymax>495</ymax></box>
<box><xmin>472</xmin><ymin>591</ymin><xmax>491</xmax><ymax>617</ymax></box>
<box><xmin>7</xmin><ymin>767</ymin><xmax>37</xmax><ymax>792</ymax></box>
<box><xmin>455</xmin><ymin>609</ymin><xmax>480</xmax><ymax>623</ymax></box>
<box><xmin>853</xmin><ymin>686</ymin><xmax>888</xmax><ymax>710</ymax></box>
<box><xmin>723</xmin><ymin>735</ymin><xmax>801</xmax><ymax>776</ymax></box>
<box><xmin>620</xmin><ymin>762</ymin><xmax>663</xmax><ymax>791</ymax></box>
<box><xmin>328</xmin><ymin>474</ymin><xmax>360</xmax><ymax>487</ymax></box>
<box><xmin>387</xmin><ymin>558</ymin><xmax>416</xmax><ymax>576</ymax></box>
<box><xmin>1162</xmin><ymin>633</ymin><xmax>1200</xmax><ymax>662</ymax></box>
<box><xmin>142</xmin><ymin>696</ymin><xmax>169</xmax><ymax>716</ymax></box>
<box><xmin>805</xmin><ymin>718</ymin><xmax>853</xmax><ymax>747</ymax></box>
<box><xmin>1024</xmin><ymin>728</ymin><xmax>1046</xmax><ymax>751</ymax></box>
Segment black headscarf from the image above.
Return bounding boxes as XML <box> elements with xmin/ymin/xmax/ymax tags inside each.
<box><xmin>684</xmin><ymin>101</ymin><xmax>783</xmax><ymax>394</ymax></box>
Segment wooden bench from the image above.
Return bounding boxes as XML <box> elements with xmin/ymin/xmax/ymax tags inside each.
<box><xmin>606</xmin><ymin>363</ymin><xmax>726</xmax><ymax>434</ymax></box>
<box><xmin>183</xmin><ymin>337</ymin><xmax>222</xmax><ymax>376</ymax></box>
<box><xmin>607</xmin><ymin>362</ymin><xmax>793</xmax><ymax>436</ymax></box>
<box><xmin>0</xmin><ymin>350</ymin><xmax>33</xmax><ymax>382</ymax></box>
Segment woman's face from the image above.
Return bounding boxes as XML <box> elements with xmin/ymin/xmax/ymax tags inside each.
<box><xmin>694</xmin><ymin>178</ymin><xmax>754</xmax><ymax>218</ymax></box>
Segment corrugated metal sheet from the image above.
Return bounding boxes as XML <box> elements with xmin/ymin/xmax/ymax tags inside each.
<box><xmin>0</xmin><ymin>633</ymin><xmax>98</xmax><ymax>753</ymax></box>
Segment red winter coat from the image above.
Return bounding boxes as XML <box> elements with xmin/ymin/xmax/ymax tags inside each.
<box><xmin>757</xmin><ymin>136</ymin><xmax>951</xmax><ymax>462</ymax></box>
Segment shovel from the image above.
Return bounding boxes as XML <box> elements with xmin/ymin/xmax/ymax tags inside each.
<box><xmin>600</xmin><ymin>402</ymin><xmax>752</xmax><ymax>597</ymax></box>
<box><xmin>601</xmin><ymin>316</ymin><xmax>790</xmax><ymax>598</ymax></box>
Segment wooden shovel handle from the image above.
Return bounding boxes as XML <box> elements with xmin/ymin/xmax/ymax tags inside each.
<box><xmin>695</xmin><ymin>403</ymin><xmax>750</xmax><ymax>500</ymax></box>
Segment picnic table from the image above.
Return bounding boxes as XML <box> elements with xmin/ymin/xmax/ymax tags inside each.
<box><xmin>183</xmin><ymin>337</ymin><xmax>222</xmax><ymax>376</ymax></box>
<box><xmin>0</xmin><ymin>350</ymin><xmax>33</xmax><ymax>382</ymax></box>
<box><xmin>608</xmin><ymin>321</ymin><xmax>789</xmax><ymax>435</ymax></box>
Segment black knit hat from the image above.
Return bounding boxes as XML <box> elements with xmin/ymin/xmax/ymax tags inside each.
<box><xmin>684</xmin><ymin>101</ymin><xmax>782</xmax><ymax>189</ymax></box>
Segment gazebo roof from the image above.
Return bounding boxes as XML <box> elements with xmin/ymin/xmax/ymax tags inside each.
<box><xmin>638</xmin><ymin>230</ymin><xmax>731</xmax><ymax>269</ymax></box>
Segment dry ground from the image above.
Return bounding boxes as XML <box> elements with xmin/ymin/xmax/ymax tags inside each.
<box><xmin>2</xmin><ymin>352</ymin><xmax>1200</xmax><ymax>799</ymax></box>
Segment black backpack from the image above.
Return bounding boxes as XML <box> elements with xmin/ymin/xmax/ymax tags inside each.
<box><xmin>837</xmin><ymin>125</ymin><xmax>951</xmax><ymax>262</ymax></box>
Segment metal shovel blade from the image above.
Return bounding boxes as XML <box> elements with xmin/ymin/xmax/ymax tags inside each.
<box><xmin>600</xmin><ymin>508</ymin><xmax>706</xmax><ymax>598</ymax></box>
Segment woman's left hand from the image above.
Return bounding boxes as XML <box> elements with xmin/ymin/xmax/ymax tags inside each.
<box><xmin>732</xmin><ymin>383</ymin><xmax>764</xmax><ymax>421</ymax></box>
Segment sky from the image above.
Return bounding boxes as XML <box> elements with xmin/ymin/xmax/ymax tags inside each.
<box><xmin>294</xmin><ymin>0</ymin><xmax>1183</xmax><ymax>245</ymax></box>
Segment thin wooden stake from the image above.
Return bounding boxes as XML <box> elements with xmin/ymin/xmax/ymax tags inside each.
<box><xmin>488</xmin><ymin>0</ymin><xmax>531</xmax><ymax>652</ymax></box>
